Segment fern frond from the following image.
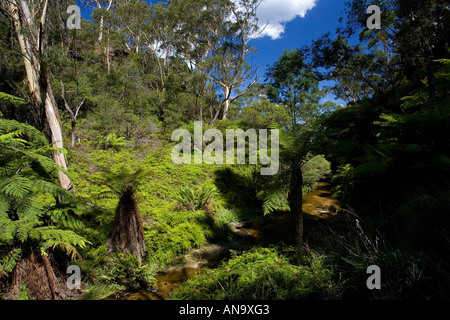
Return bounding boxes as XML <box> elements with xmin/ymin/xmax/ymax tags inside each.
<box><xmin>176</xmin><ymin>183</ymin><xmax>216</xmax><ymax>211</ymax></box>
<box><xmin>35</xmin><ymin>227</ymin><xmax>90</xmax><ymax>260</ymax></box>
<box><xmin>94</xmin><ymin>163</ymin><xmax>148</xmax><ymax>196</ymax></box>
<box><xmin>0</xmin><ymin>175</ymin><xmax>32</xmax><ymax>199</ymax></box>
<box><xmin>0</xmin><ymin>196</ymin><xmax>11</xmax><ymax>216</ymax></box>
<box><xmin>47</xmin><ymin>207</ymin><xmax>85</xmax><ymax>230</ymax></box>
<box><xmin>33</xmin><ymin>179</ymin><xmax>70</xmax><ymax>198</ymax></box>
<box><xmin>0</xmin><ymin>131</ymin><xmax>27</xmax><ymax>146</ymax></box>
<box><xmin>0</xmin><ymin>92</ymin><xmax>27</xmax><ymax>106</ymax></box>
<box><xmin>0</xmin><ymin>248</ymin><xmax>22</xmax><ymax>277</ymax></box>
<box><xmin>0</xmin><ymin>118</ymin><xmax>48</xmax><ymax>146</ymax></box>
<box><xmin>262</xmin><ymin>188</ymin><xmax>288</xmax><ymax>215</ymax></box>
<box><xmin>13</xmin><ymin>219</ymin><xmax>42</xmax><ymax>243</ymax></box>
<box><xmin>105</xmin><ymin>133</ymin><xmax>127</xmax><ymax>151</ymax></box>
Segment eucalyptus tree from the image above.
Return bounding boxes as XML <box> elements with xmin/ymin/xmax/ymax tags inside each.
<box><xmin>200</xmin><ymin>0</ymin><xmax>262</xmax><ymax>120</ymax></box>
<box><xmin>79</xmin><ymin>0</ymin><xmax>114</xmax><ymax>46</ymax></box>
<box><xmin>313</xmin><ymin>0</ymin><xmax>450</xmax><ymax>108</ymax></box>
<box><xmin>266</xmin><ymin>49</ymin><xmax>323</xmax><ymax>127</ymax></box>
<box><xmin>157</xmin><ymin>0</ymin><xmax>263</xmax><ymax>121</ymax></box>
<box><xmin>0</xmin><ymin>0</ymin><xmax>73</xmax><ymax>191</ymax></box>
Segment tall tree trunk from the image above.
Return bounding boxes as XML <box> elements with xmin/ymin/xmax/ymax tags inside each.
<box><xmin>106</xmin><ymin>29</ymin><xmax>111</xmax><ymax>74</ymax></box>
<box><xmin>97</xmin><ymin>15</ymin><xmax>104</xmax><ymax>46</ymax></box>
<box><xmin>95</xmin><ymin>0</ymin><xmax>112</xmax><ymax>47</ymax></box>
<box><xmin>44</xmin><ymin>78</ymin><xmax>73</xmax><ymax>191</ymax></box>
<box><xmin>6</xmin><ymin>0</ymin><xmax>73</xmax><ymax>191</ymax></box>
<box><xmin>7</xmin><ymin>1</ymin><xmax>42</xmax><ymax>127</ymax></box>
<box><xmin>222</xmin><ymin>86</ymin><xmax>230</xmax><ymax>120</ymax></box>
<box><xmin>71</xmin><ymin>120</ymin><xmax>76</xmax><ymax>148</ymax></box>
<box><xmin>60</xmin><ymin>80</ymin><xmax>84</xmax><ymax>149</ymax></box>
<box><xmin>288</xmin><ymin>167</ymin><xmax>304</xmax><ymax>248</ymax></box>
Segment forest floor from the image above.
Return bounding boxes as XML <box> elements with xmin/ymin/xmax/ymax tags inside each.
<box><xmin>107</xmin><ymin>182</ymin><xmax>343</xmax><ymax>300</ymax></box>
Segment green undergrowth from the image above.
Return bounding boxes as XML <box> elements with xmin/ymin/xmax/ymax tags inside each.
<box><xmin>65</xmin><ymin>130</ymin><xmax>268</xmax><ymax>297</ymax></box>
<box><xmin>172</xmin><ymin>246</ymin><xmax>340</xmax><ymax>300</ymax></box>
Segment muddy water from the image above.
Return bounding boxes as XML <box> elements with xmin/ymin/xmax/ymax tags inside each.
<box><xmin>234</xmin><ymin>182</ymin><xmax>342</xmax><ymax>245</ymax></box>
<box><xmin>117</xmin><ymin>265</ymin><xmax>205</xmax><ymax>300</ymax></box>
<box><xmin>303</xmin><ymin>182</ymin><xmax>342</xmax><ymax>220</ymax></box>
<box><xmin>110</xmin><ymin>243</ymin><xmax>239</xmax><ymax>300</ymax></box>
<box><xmin>111</xmin><ymin>182</ymin><xmax>342</xmax><ymax>300</ymax></box>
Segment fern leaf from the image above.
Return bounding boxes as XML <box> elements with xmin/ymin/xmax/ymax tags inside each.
<box><xmin>0</xmin><ymin>176</ymin><xmax>32</xmax><ymax>199</ymax></box>
<box><xmin>263</xmin><ymin>189</ymin><xmax>288</xmax><ymax>215</ymax></box>
<box><xmin>0</xmin><ymin>92</ymin><xmax>27</xmax><ymax>106</ymax></box>
<box><xmin>0</xmin><ymin>196</ymin><xmax>11</xmax><ymax>216</ymax></box>
<box><xmin>0</xmin><ymin>248</ymin><xmax>22</xmax><ymax>277</ymax></box>
<box><xmin>36</xmin><ymin>227</ymin><xmax>90</xmax><ymax>260</ymax></box>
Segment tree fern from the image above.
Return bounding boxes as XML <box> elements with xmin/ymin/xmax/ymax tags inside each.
<box><xmin>94</xmin><ymin>162</ymin><xmax>148</xmax><ymax>261</ymax></box>
<box><xmin>0</xmin><ymin>118</ymin><xmax>88</xmax><ymax>278</ymax></box>
<box><xmin>0</xmin><ymin>248</ymin><xmax>22</xmax><ymax>277</ymax></box>
<box><xmin>35</xmin><ymin>227</ymin><xmax>88</xmax><ymax>260</ymax></box>
<box><xmin>93</xmin><ymin>163</ymin><xmax>148</xmax><ymax>196</ymax></box>
<box><xmin>262</xmin><ymin>188</ymin><xmax>288</xmax><ymax>215</ymax></box>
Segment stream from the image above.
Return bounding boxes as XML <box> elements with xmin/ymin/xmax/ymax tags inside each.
<box><xmin>107</xmin><ymin>182</ymin><xmax>342</xmax><ymax>300</ymax></box>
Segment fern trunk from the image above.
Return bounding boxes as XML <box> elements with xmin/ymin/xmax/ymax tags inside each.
<box><xmin>8</xmin><ymin>249</ymin><xmax>76</xmax><ymax>300</ymax></box>
<box><xmin>288</xmin><ymin>167</ymin><xmax>304</xmax><ymax>248</ymax></box>
<box><xmin>107</xmin><ymin>192</ymin><xmax>146</xmax><ymax>261</ymax></box>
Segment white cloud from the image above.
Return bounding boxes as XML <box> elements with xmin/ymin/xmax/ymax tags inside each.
<box><xmin>254</xmin><ymin>0</ymin><xmax>317</xmax><ymax>40</ymax></box>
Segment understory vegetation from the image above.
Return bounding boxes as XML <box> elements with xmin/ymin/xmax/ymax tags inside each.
<box><xmin>173</xmin><ymin>247</ymin><xmax>340</xmax><ymax>300</ymax></box>
<box><xmin>1</xmin><ymin>0</ymin><xmax>450</xmax><ymax>301</ymax></box>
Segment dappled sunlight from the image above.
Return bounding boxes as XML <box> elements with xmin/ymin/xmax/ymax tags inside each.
<box><xmin>113</xmin><ymin>182</ymin><xmax>343</xmax><ymax>300</ymax></box>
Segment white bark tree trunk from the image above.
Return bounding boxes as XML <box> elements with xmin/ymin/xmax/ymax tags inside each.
<box><xmin>5</xmin><ymin>0</ymin><xmax>73</xmax><ymax>191</ymax></box>
<box><xmin>97</xmin><ymin>15</ymin><xmax>104</xmax><ymax>45</ymax></box>
<box><xmin>95</xmin><ymin>0</ymin><xmax>113</xmax><ymax>47</ymax></box>
<box><xmin>222</xmin><ymin>86</ymin><xmax>231</xmax><ymax>120</ymax></box>
<box><xmin>45</xmin><ymin>81</ymin><xmax>72</xmax><ymax>191</ymax></box>
<box><xmin>61</xmin><ymin>81</ymin><xmax>84</xmax><ymax>148</ymax></box>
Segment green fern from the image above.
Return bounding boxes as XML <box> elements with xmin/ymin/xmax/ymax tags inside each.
<box><xmin>0</xmin><ymin>118</ymin><xmax>89</xmax><ymax>276</ymax></box>
<box><xmin>0</xmin><ymin>92</ymin><xmax>27</xmax><ymax>106</ymax></box>
<box><xmin>262</xmin><ymin>188</ymin><xmax>288</xmax><ymax>215</ymax></box>
<box><xmin>105</xmin><ymin>133</ymin><xmax>127</xmax><ymax>151</ymax></box>
<box><xmin>0</xmin><ymin>248</ymin><xmax>22</xmax><ymax>277</ymax></box>
<box><xmin>176</xmin><ymin>183</ymin><xmax>216</xmax><ymax>211</ymax></box>
<box><xmin>196</xmin><ymin>184</ymin><xmax>216</xmax><ymax>209</ymax></box>
<box><xmin>36</xmin><ymin>227</ymin><xmax>88</xmax><ymax>260</ymax></box>
<box><xmin>177</xmin><ymin>186</ymin><xmax>196</xmax><ymax>211</ymax></box>
<box><xmin>93</xmin><ymin>163</ymin><xmax>148</xmax><ymax>197</ymax></box>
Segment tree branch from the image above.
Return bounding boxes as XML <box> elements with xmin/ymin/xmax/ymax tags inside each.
<box><xmin>60</xmin><ymin>80</ymin><xmax>75</xmax><ymax>120</ymax></box>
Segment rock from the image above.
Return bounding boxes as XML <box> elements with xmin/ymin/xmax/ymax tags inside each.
<box><xmin>229</xmin><ymin>221</ymin><xmax>253</xmax><ymax>229</ymax></box>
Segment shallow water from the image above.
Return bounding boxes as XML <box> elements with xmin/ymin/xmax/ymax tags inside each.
<box><xmin>110</xmin><ymin>182</ymin><xmax>341</xmax><ymax>300</ymax></box>
<box><xmin>116</xmin><ymin>266</ymin><xmax>205</xmax><ymax>300</ymax></box>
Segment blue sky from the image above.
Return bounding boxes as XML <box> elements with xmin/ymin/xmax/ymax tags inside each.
<box><xmin>77</xmin><ymin>0</ymin><xmax>349</xmax><ymax>70</ymax></box>
<box><xmin>248</xmin><ymin>0</ymin><xmax>349</xmax><ymax>104</ymax></box>
<box><xmin>77</xmin><ymin>0</ymin><xmax>350</xmax><ymax>104</ymax></box>
<box><xmin>250</xmin><ymin>0</ymin><xmax>347</xmax><ymax>72</ymax></box>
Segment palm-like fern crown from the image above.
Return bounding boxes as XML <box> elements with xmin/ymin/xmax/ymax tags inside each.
<box><xmin>0</xmin><ymin>118</ymin><xmax>88</xmax><ymax>276</ymax></box>
<box><xmin>94</xmin><ymin>163</ymin><xmax>149</xmax><ymax>198</ymax></box>
<box><xmin>261</xmin><ymin>121</ymin><xmax>323</xmax><ymax>215</ymax></box>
